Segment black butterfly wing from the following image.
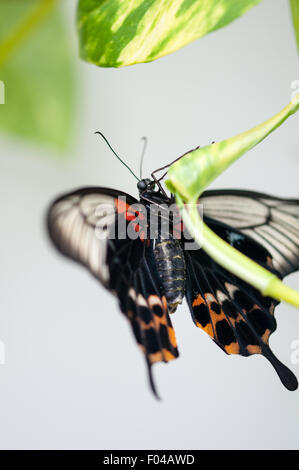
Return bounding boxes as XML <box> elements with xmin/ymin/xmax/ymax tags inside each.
<box><xmin>47</xmin><ymin>187</ymin><xmax>178</xmax><ymax>396</ymax></box>
<box><xmin>184</xmin><ymin>192</ymin><xmax>299</xmax><ymax>390</ymax></box>
<box><xmin>200</xmin><ymin>189</ymin><xmax>299</xmax><ymax>277</ymax></box>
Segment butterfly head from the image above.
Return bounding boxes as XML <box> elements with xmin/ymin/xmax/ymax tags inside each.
<box><xmin>137</xmin><ymin>178</ymin><xmax>156</xmax><ymax>193</ymax></box>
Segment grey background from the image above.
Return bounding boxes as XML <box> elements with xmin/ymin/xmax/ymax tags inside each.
<box><xmin>0</xmin><ymin>0</ymin><xmax>299</xmax><ymax>450</ymax></box>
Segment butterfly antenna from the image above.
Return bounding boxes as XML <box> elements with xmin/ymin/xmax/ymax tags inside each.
<box><xmin>139</xmin><ymin>136</ymin><xmax>148</xmax><ymax>180</ymax></box>
<box><xmin>95</xmin><ymin>131</ymin><xmax>140</xmax><ymax>182</ymax></box>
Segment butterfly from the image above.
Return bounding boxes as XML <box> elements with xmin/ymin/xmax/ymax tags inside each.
<box><xmin>47</xmin><ymin>159</ymin><xmax>299</xmax><ymax>397</ymax></box>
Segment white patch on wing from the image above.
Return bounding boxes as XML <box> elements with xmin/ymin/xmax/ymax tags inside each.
<box><xmin>216</xmin><ymin>290</ymin><xmax>228</xmax><ymax>303</ymax></box>
<box><xmin>148</xmin><ymin>295</ymin><xmax>163</xmax><ymax>309</ymax></box>
<box><xmin>225</xmin><ymin>282</ymin><xmax>238</xmax><ymax>297</ymax></box>
<box><xmin>137</xmin><ymin>294</ymin><xmax>147</xmax><ymax>307</ymax></box>
<box><xmin>205</xmin><ymin>293</ymin><xmax>216</xmax><ymax>303</ymax></box>
<box><xmin>128</xmin><ymin>288</ymin><xmax>137</xmax><ymax>301</ymax></box>
<box><xmin>202</xmin><ymin>191</ymin><xmax>299</xmax><ymax>277</ymax></box>
<box><xmin>48</xmin><ymin>192</ymin><xmax>118</xmax><ymax>283</ymax></box>
<box><xmin>202</xmin><ymin>195</ymin><xmax>268</xmax><ymax>228</ymax></box>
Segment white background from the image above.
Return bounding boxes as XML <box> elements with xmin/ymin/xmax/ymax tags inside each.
<box><xmin>0</xmin><ymin>0</ymin><xmax>299</xmax><ymax>449</ymax></box>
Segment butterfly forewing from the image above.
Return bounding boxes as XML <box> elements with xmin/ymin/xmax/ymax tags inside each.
<box><xmin>47</xmin><ymin>188</ymin><xmax>124</xmax><ymax>283</ymax></box>
<box><xmin>200</xmin><ymin>190</ymin><xmax>299</xmax><ymax>277</ymax></box>
<box><xmin>47</xmin><ymin>187</ymin><xmax>178</xmax><ymax>397</ymax></box>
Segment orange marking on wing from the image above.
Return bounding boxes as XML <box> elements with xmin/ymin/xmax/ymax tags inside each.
<box><xmin>225</xmin><ymin>343</ymin><xmax>240</xmax><ymax>355</ymax></box>
<box><xmin>192</xmin><ymin>295</ymin><xmax>205</xmax><ymax>308</ymax></box>
<box><xmin>168</xmin><ymin>326</ymin><xmax>177</xmax><ymax>348</ymax></box>
<box><xmin>205</xmin><ymin>294</ymin><xmax>225</xmax><ymax>340</ymax></box>
<box><xmin>196</xmin><ymin>321</ymin><xmax>214</xmax><ymax>339</ymax></box>
<box><xmin>147</xmin><ymin>296</ymin><xmax>168</xmax><ymax>331</ymax></box>
<box><xmin>162</xmin><ymin>349</ymin><xmax>177</xmax><ymax>362</ymax></box>
<box><xmin>235</xmin><ymin>314</ymin><xmax>243</xmax><ymax>324</ymax></box>
<box><xmin>155</xmin><ymin>315</ymin><xmax>167</xmax><ymax>327</ymax></box>
<box><xmin>137</xmin><ymin>319</ymin><xmax>155</xmax><ymax>330</ymax></box>
<box><xmin>193</xmin><ymin>295</ymin><xmax>215</xmax><ymax>338</ymax></box>
<box><xmin>148</xmin><ymin>351</ymin><xmax>163</xmax><ymax>363</ymax></box>
<box><xmin>211</xmin><ymin>309</ymin><xmax>226</xmax><ymax>323</ymax></box>
<box><xmin>262</xmin><ymin>329</ymin><xmax>271</xmax><ymax>343</ymax></box>
<box><xmin>247</xmin><ymin>345</ymin><xmax>262</xmax><ymax>355</ymax></box>
<box><xmin>147</xmin><ymin>295</ymin><xmax>177</xmax><ymax>358</ymax></box>
<box><xmin>148</xmin><ymin>349</ymin><xmax>177</xmax><ymax>364</ymax></box>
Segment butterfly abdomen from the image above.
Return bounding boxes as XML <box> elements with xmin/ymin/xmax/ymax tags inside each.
<box><xmin>154</xmin><ymin>238</ymin><xmax>186</xmax><ymax>313</ymax></box>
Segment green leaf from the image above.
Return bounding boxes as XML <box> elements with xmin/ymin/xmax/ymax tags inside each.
<box><xmin>290</xmin><ymin>0</ymin><xmax>299</xmax><ymax>53</ymax></box>
<box><xmin>77</xmin><ymin>0</ymin><xmax>262</xmax><ymax>68</ymax></box>
<box><xmin>0</xmin><ymin>0</ymin><xmax>76</xmax><ymax>150</ymax></box>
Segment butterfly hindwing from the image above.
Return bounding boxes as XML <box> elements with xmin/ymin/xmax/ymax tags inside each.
<box><xmin>183</xmin><ymin>195</ymin><xmax>298</xmax><ymax>391</ymax></box>
<box><xmin>47</xmin><ymin>187</ymin><xmax>178</xmax><ymax>396</ymax></box>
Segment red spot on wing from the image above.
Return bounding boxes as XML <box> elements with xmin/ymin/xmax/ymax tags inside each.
<box><xmin>115</xmin><ymin>198</ymin><xmax>130</xmax><ymax>214</ymax></box>
<box><xmin>115</xmin><ymin>198</ymin><xmax>147</xmax><ymax>241</ymax></box>
<box><xmin>115</xmin><ymin>198</ymin><xmax>140</xmax><ymax>222</ymax></box>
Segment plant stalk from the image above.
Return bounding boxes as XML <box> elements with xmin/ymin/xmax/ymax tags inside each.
<box><xmin>177</xmin><ymin>195</ymin><xmax>299</xmax><ymax>308</ymax></box>
<box><xmin>167</xmin><ymin>97</ymin><xmax>299</xmax><ymax>200</ymax></box>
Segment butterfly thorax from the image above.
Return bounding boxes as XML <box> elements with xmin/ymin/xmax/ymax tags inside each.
<box><xmin>138</xmin><ymin>181</ymin><xmax>185</xmax><ymax>314</ymax></box>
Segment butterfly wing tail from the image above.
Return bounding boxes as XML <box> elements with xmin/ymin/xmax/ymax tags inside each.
<box><xmin>263</xmin><ymin>347</ymin><xmax>298</xmax><ymax>391</ymax></box>
<box><xmin>146</xmin><ymin>359</ymin><xmax>161</xmax><ymax>400</ymax></box>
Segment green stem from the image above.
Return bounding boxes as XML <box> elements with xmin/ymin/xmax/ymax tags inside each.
<box><xmin>167</xmin><ymin>97</ymin><xmax>299</xmax><ymax>200</ymax></box>
<box><xmin>0</xmin><ymin>0</ymin><xmax>56</xmax><ymax>66</ymax></box>
<box><xmin>290</xmin><ymin>0</ymin><xmax>299</xmax><ymax>54</ymax></box>
<box><xmin>177</xmin><ymin>195</ymin><xmax>299</xmax><ymax>308</ymax></box>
